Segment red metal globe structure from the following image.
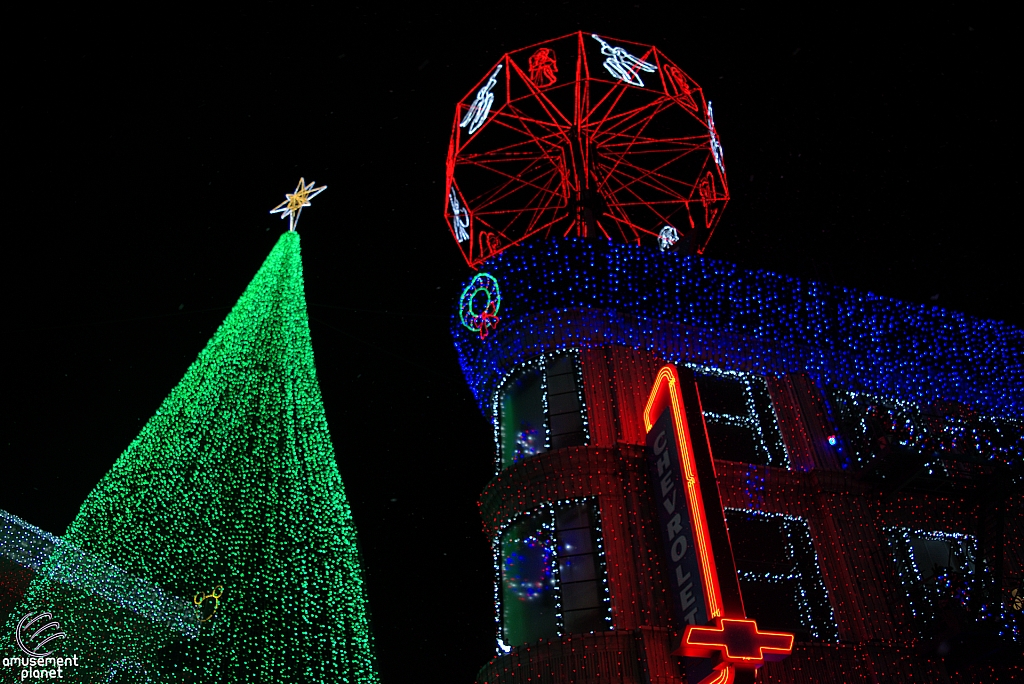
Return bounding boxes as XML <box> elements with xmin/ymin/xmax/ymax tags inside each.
<box><xmin>445</xmin><ymin>31</ymin><xmax>729</xmax><ymax>268</ymax></box>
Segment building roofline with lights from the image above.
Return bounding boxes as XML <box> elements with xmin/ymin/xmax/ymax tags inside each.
<box><xmin>453</xmin><ymin>239</ymin><xmax>1023</xmax><ymax>420</ymax></box>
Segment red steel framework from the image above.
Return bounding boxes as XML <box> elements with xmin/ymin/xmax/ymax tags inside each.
<box><xmin>445</xmin><ymin>31</ymin><xmax>729</xmax><ymax>268</ymax></box>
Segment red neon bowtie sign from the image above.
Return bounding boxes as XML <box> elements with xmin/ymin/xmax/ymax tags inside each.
<box><xmin>683</xmin><ymin>618</ymin><xmax>795</xmax><ymax>664</ymax></box>
<box><xmin>644</xmin><ymin>365</ymin><xmax>794</xmax><ymax>683</ymax></box>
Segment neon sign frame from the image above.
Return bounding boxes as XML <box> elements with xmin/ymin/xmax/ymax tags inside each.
<box><xmin>683</xmin><ymin>618</ymin><xmax>795</xmax><ymax>664</ymax></box>
<box><xmin>645</xmin><ymin>365</ymin><xmax>726</xmax><ymax>621</ymax></box>
<box><xmin>644</xmin><ymin>364</ymin><xmax>793</xmax><ymax>682</ymax></box>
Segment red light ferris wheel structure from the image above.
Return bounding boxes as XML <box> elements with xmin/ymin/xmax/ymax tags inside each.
<box><xmin>445</xmin><ymin>32</ymin><xmax>729</xmax><ymax>268</ymax></box>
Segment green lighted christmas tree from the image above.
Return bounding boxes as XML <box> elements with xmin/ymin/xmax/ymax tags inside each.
<box><xmin>38</xmin><ymin>227</ymin><xmax>377</xmax><ymax>681</ymax></box>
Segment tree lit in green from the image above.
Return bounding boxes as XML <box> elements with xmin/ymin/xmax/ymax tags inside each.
<box><xmin>6</xmin><ymin>231</ymin><xmax>378</xmax><ymax>682</ymax></box>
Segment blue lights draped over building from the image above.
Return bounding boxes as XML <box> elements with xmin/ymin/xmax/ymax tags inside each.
<box><xmin>453</xmin><ymin>239</ymin><xmax>1022</xmax><ymax>421</ymax></box>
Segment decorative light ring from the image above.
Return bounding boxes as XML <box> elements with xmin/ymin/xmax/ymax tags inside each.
<box><xmin>194</xmin><ymin>585</ymin><xmax>225</xmax><ymax>623</ymax></box>
<box><xmin>502</xmin><ymin>530</ymin><xmax>555</xmax><ymax>601</ymax></box>
<box><xmin>460</xmin><ymin>273</ymin><xmax>502</xmax><ymax>339</ymax></box>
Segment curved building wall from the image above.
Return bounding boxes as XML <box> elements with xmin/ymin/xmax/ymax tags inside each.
<box><xmin>460</xmin><ymin>240</ymin><xmax>1022</xmax><ymax>683</ymax></box>
<box><xmin>453</xmin><ymin>239</ymin><xmax>1023</xmax><ymax>420</ymax></box>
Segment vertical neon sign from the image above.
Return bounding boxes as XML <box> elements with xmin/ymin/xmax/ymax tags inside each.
<box><xmin>644</xmin><ymin>364</ymin><xmax>793</xmax><ymax>684</ymax></box>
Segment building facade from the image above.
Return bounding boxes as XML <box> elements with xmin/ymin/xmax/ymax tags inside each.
<box><xmin>453</xmin><ymin>239</ymin><xmax>1022</xmax><ymax>683</ymax></box>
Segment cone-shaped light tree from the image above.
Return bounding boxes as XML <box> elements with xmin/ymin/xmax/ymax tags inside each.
<box><xmin>59</xmin><ymin>230</ymin><xmax>377</xmax><ymax>681</ymax></box>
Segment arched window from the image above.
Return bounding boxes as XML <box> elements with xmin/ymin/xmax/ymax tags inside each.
<box><xmin>496</xmin><ymin>352</ymin><xmax>588</xmax><ymax>470</ymax></box>
<box><xmin>498</xmin><ymin>500</ymin><xmax>610</xmax><ymax>648</ymax></box>
<box><xmin>694</xmin><ymin>368</ymin><xmax>788</xmax><ymax>467</ymax></box>
<box><xmin>725</xmin><ymin>509</ymin><xmax>837</xmax><ymax>642</ymax></box>
<box><xmin>885</xmin><ymin>527</ymin><xmax>977</xmax><ymax>637</ymax></box>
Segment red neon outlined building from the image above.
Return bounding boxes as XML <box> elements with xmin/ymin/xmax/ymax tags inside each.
<box><xmin>644</xmin><ymin>364</ymin><xmax>794</xmax><ymax>682</ymax></box>
<box><xmin>644</xmin><ymin>364</ymin><xmax>726</xmax><ymax>621</ymax></box>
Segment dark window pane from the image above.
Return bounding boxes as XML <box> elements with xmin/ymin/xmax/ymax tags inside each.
<box><xmin>547</xmin><ymin>391</ymin><xmax>580</xmax><ymax>416</ymax></box>
<box><xmin>556</xmin><ymin>502</ymin><xmax>610</xmax><ymax>631</ymax></box>
<box><xmin>559</xmin><ymin>554</ymin><xmax>597</xmax><ymax>583</ymax></box>
<box><xmin>705</xmin><ymin>423</ymin><xmax>764</xmax><ymax>465</ymax></box>
<box><xmin>550</xmin><ymin>411</ymin><xmax>584</xmax><ymax>437</ymax></box>
<box><xmin>696</xmin><ymin>375</ymin><xmax>749</xmax><ymax>415</ymax></box>
<box><xmin>563</xmin><ymin>607</ymin><xmax>605</xmax><ymax>635</ymax></box>
<box><xmin>547</xmin><ymin>354</ymin><xmax>575</xmax><ymax>374</ymax></box>
<box><xmin>886</xmin><ymin>528</ymin><xmax>976</xmax><ymax>639</ymax></box>
<box><xmin>501</xmin><ymin>516</ymin><xmax>558</xmax><ymax>646</ymax></box>
<box><xmin>725</xmin><ymin>514</ymin><xmax>791</xmax><ymax>569</ymax></box>
<box><xmin>738</xmin><ymin>578</ymin><xmax>809</xmax><ymax>641</ymax></box>
<box><xmin>726</xmin><ymin>510</ymin><xmax>837</xmax><ymax>641</ymax></box>
<box><xmin>910</xmin><ymin>537</ymin><xmax>957</xmax><ymax>581</ymax></box>
<box><xmin>500</xmin><ymin>366</ymin><xmax>546</xmax><ymax>468</ymax></box>
<box><xmin>546</xmin><ymin>354</ymin><xmax>587</xmax><ymax>450</ymax></box>
<box><xmin>557</xmin><ymin>528</ymin><xmax>593</xmax><ymax>556</ymax></box>
<box><xmin>546</xmin><ymin>355</ymin><xmax>577</xmax><ymax>393</ymax></box>
<box><xmin>547</xmin><ymin>372</ymin><xmax>576</xmax><ymax>395</ymax></box>
<box><xmin>555</xmin><ymin>506</ymin><xmax>590</xmax><ymax>531</ymax></box>
<box><xmin>560</xmin><ymin>580</ymin><xmax>601</xmax><ymax>611</ymax></box>
<box><xmin>551</xmin><ymin>430</ymin><xmax>586</xmax><ymax>450</ymax></box>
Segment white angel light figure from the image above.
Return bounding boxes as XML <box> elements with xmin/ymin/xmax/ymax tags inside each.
<box><xmin>592</xmin><ymin>34</ymin><xmax>657</xmax><ymax>87</ymax></box>
<box><xmin>450</xmin><ymin>188</ymin><xmax>470</xmax><ymax>242</ymax></box>
<box><xmin>658</xmin><ymin>225</ymin><xmax>680</xmax><ymax>251</ymax></box>
<box><xmin>460</xmin><ymin>64</ymin><xmax>503</xmax><ymax>135</ymax></box>
<box><xmin>708</xmin><ymin>102</ymin><xmax>725</xmax><ymax>171</ymax></box>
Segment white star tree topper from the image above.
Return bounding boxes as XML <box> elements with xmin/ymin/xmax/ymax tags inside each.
<box><xmin>270</xmin><ymin>178</ymin><xmax>326</xmax><ymax>231</ymax></box>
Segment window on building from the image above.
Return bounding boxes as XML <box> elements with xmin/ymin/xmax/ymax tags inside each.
<box><xmin>499</xmin><ymin>500</ymin><xmax>610</xmax><ymax>647</ymax></box>
<box><xmin>555</xmin><ymin>503</ymin><xmax>608</xmax><ymax>634</ymax></box>
<box><xmin>694</xmin><ymin>369</ymin><xmax>788</xmax><ymax>467</ymax></box>
<box><xmin>725</xmin><ymin>509</ymin><xmax>837</xmax><ymax>642</ymax></box>
<box><xmin>547</xmin><ymin>355</ymin><xmax>587</xmax><ymax>450</ymax></box>
<box><xmin>497</xmin><ymin>353</ymin><xmax>588</xmax><ymax>470</ymax></box>
<box><xmin>884</xmin><ymin>527</ymin><xmax>976</xmax><ymax>637</ymax></box>
<box><xmin>828</xmin><ymin>389</ymin><xmax>1023</xmax><ymax>477</ymax></box>
<box><xmin>500</xmin><ymin>513</ymin><xmax>558</xmax><ymax>646</ymax></box>
<box><xmin>500</xmin><ymin>366</ymin><xmax>545</xmax><ymax>469</ymax></box>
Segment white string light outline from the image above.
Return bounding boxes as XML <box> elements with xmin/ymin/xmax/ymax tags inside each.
<box><xmin>658</xmin><ymin>225</ymin><xmax>679</xmax><ymax>251</ymax></box>
<box><xmin>708</xmin><ymin>102</ymin><xmax>724</xmax><ymax>171</ymax></box>
<box><xmin>461</xmin><ymin>64</ymin><xmax>504</xmax><ymax>135</ymax></box>
<box><xmin>450</xmin><ymin>188</ymin><xmax>470</xmax><ymax>242</ymax></box>
<box><xmin>269</xmin><ymin>178</ymin><xmax>326</xmax><ymax>232</ymax></box>
<box><xmin>591</xmin><ymin>35</ymin><xmax>657</xmax><ymax>87</ymax></box>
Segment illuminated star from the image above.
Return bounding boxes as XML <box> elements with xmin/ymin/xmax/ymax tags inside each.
<box><xmin>270</xmin><ymin>178</ymin><xmax>326</xmax><ymax>232</ymax></box>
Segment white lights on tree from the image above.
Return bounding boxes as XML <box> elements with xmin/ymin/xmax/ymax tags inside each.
<box><xmin>708</xmin><ymin>102</ymin><xmax>724</xmax><ymax>171</ymax></box>
<box><xmin>450</xmin><ymin>188</ymin><xmax>470</xmax><ymax>242</ymax></box>
<box><xmin>461</xmin><ymin>64</ymin><xmax>503</xmax><ymax>135</ymax></box>
<box><xmin>591</xmin><ymin>35</ymin><xmax>656</xmax><ymax>87</ymax></box>
<box><xmin>658</xmin><ymin>225</ymin><xmax>679</xmax><ymax>251</ymax></box>
<box><xmin>269</xmin><ymin>177</ymin><xmax>326</xmax><ymax>232</ymax></box>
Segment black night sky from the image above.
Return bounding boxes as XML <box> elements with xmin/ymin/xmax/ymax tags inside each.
<box><xmin>3</xmin><ymin>3</ymin><xmax>1019</xmax><ymax>682</ymax></box>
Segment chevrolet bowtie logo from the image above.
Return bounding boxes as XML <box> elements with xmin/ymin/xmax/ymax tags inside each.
<box><xmin>682</xmin><ymin>618</ymin><xmax>794</xmax><ymax>665</ymax></box>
